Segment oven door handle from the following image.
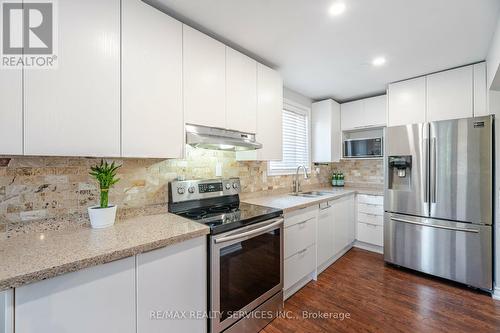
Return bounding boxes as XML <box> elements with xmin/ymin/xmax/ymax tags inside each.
<box><xmin>214</xmin><ymin>218</ymin><xmax>284</xmax><ymax>244</ymax></box>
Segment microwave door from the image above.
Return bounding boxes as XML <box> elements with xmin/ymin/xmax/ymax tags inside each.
<box><xmin>429</xmin><ymin>116</ymin><xmax>493</xmax><ymax>225</ymax></box>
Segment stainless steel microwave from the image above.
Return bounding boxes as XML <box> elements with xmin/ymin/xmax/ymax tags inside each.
<box><xmin>343</xmin><ymin>137</ymin><xmax>383</xmax><ymax>158</ymax></box>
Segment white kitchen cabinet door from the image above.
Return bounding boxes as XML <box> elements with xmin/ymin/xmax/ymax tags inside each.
<box><xmin>473</xmin><ymin>62</ymin><xmax>488</xmax><ymax>117</ymax></box>
<box><xmin>15</xmin><ymin>257</ymin><xmax>135</xmax><ymax>333</ymax></box>
<box><xmin>362</xmin><ymin>95</ymin><xmax>387</xmax><ymax>127</ymax></box>
<box><xmin>312</xmin><ymin>99</ymin><xmax>341</xmax><ymax>163</ymax></box>
<box><xmin>1</xmin><ymin>289</ymin><xmax>13</xmax><ymax>333</ymax></box>
<box><xmin>340</xmin><ymin>100</ymin><xmax>363</xmax><ymax>131</ymax></box>
<box><xmin>0</xmin><ymin>69</ymin><xmax>22</xmax><ymax>155</ymax></box>
<box><xmin>226</xmin><ymin>47</ymin><xmax>257</xmax><ymax>133</ymax></box>
<box><xmin>122</xmin><ymin>0</ymin><xmax>183</xmax><ymax>158</ymax></box>
<box><xmin>387</xmin><ymin>77</ymin><xmax>426</xmax><ymax>126</ymax></box>
<box><xmin>332</xmin><ymin>194</ymin><xmax>355</xmax><ymax>255</ymax></box>
<box><xmin>137</xmin><ymin>237</ymin><xmax>207</xmax><ymax>333</ymax></box>
<box><xmin>236</xmin><ymin>64</ymin><xmax>283</xmax><ymax>161</ymax></box>
<box><xmin>317</xmin><ymin>205</ymin><xmax>335</xmax><ymax>267</ymax></box>
<box><xmin>183</xmin><ymin>25</ymin><xmax>226</xmax><ymax>129</ymax></box>
<box><xmin>341</xmin><ymin>96</ymin><xmax>386</xmax><ymax>130</ymax></box>
<box><xmin>24</xmin><ymin>0</ymin><xmax>120</xmax><ymax>157</ymax></box>
<box><xmin>427</xmin><ymin>66</ymin><xmax>473</xmax><ymax>122</ymax></box>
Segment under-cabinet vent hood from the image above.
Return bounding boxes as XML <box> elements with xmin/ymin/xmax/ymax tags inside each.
<box><xmin>185</xmin><ymin>124</ymin><xmax>262</xmax><ymax>151</ymax></box>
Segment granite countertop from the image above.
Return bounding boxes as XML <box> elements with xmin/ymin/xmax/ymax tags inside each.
<box><xmin>242</xmin><ymin>186</ymin><xmax>383</xmax><ymax>214</ymax></box>
<box><xmin>0</xmin><ymin>213</ymin><xmax>209</xmax><ymax>291</ymax></box>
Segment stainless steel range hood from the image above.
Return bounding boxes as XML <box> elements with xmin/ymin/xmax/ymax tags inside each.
<box><xmin>185</xmin><ymin>124</ymin><xmax>262</xmax><ymax>151</ymax></box>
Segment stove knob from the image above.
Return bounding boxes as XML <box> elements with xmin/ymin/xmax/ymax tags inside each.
<box><xmin>232</xmin><ymin>183</ymin><xmax>239</xmax><ymax>190</ymax></box>
<box><xmin>188</xmin><ymin>186</ymin><xmax>195</xmax><ymax>194</ymax></box>
<box><xmin>225</xmin><ymin>183</ymin><xmax>231</xmax><ymax>190</ymax></box>
<box><xmin>177</xmin><ymin>187</ymin><xmax>185</xmax><ymax>195</ymax></box>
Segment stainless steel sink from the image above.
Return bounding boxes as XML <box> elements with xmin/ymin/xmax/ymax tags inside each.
<box><xmin>289</xmin><ymin>191</ymin><xmax>331</xmax><ymax>197</ymax></box>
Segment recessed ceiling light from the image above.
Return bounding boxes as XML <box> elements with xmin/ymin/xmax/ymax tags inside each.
<box><xmin>329</xmin><ymin>2</ymin><xmax>346</xmax><ymax>16</ymax></box>
<box><xmin>372</xmin><ymin>57</ymin><xmax>386</xmax><ymax>66</ymax></box>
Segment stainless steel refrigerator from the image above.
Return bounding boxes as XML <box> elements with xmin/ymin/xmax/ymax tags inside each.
<box><xmin>384</xmin><ymin>115</ymin><xmax>493</xmax><ymax>291</ymax></box>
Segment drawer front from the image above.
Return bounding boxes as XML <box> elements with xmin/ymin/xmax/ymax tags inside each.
<box><xmin>357</xmin><ymin>222</ymin><xmax>383</xmax><ymax>246</ymax></box>
<box><xmin>284</xmin><ymin>244</ymin><xmax>315</xmax><ymax>290</ymax></box>
<box><xmin>285</xmin><ymin>217</ymin><xmax>316</xmax><ymax>259</ymax></box>
<box><xmin>358</xmin><ymin>203</ymin><xmax>383</xmax><ymax>216</ymax></box>
<box><xmin>285</xmin><ymin>206</ymin><xmax>317</xmax><ymax>228</ymax></box>
<box><xmin>358</xmin><ymin>194</ymin><xmax>383</xmax><ymax>205</ymax></box>
<box><xmin>358</xmin><ymin>212</ymin><xmax>383</xmax><ymax>226</ymax></box>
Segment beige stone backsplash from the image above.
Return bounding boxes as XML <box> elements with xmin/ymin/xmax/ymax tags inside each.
<box><xmin>0</xmin><ymin>148</ymin><xmax>383</xmax><ymax>237</ymax></box>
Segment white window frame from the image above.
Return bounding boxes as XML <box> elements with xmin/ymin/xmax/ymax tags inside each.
<box><xmin>268</xmin><ymin>99</ymin><xmax>312</xmax><ymax>176</ymax></box>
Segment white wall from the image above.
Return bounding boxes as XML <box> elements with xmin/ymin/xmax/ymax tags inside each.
<box><xmin>489</xmin><ymin>90</ymin><xmax>500</xmax><ymax>298</ymax></box>
<box><xmin>284</xmin><ymin>87</ymin><xmax>312</xmax><ymax>108</ymax></box>
<box><xmin>487</xmin><ymin>15</ymin><xmax>500</xmax><ymax>90</ymax></box>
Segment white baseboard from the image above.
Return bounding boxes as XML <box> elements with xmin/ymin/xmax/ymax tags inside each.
<box><xmin>317</xmin><ymin>243</ymin><xmax>353</xmax><ymax>275</ymax></box>
<box><xmin>493</xmin><ymin>287</ymin><xmax>500</xmax><ymax>300</ymax></box>
<box><xmin>353</xmin><ymin>241</ymin><xmax>383</xmax><ymax>254</ymax></box>
<box><xmin>284</xmin><ymin>272</ymin><xmax>314</xmax><ymax>300</ymax></box>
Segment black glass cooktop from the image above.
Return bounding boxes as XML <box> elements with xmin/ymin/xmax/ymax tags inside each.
<box><xmin>177</xmin><ymin>202</ymin><xmax>283</xmax><ymax>235</ymax></box>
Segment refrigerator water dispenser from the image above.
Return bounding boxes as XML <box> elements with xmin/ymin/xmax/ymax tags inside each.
<box><xmin>388</xmin><ymin>156</ymin><xmax>411</xmax><ymax>190</ymax></box>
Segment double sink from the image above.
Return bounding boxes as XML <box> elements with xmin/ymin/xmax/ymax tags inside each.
<box><xmin>289</xmin><ymin>191</ymin><xmax>335</xmax><ymax>198</ymax></box>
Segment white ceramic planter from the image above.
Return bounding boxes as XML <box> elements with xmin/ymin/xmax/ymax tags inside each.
<box><xmin>88</xmin><ymin>205</ymin><xmax>117</xmax><ymax>229</ymax></box>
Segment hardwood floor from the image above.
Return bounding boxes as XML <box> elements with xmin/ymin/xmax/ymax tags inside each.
<box><xmin>263</xmin><ymin>248</ymin><xmax>500</xmax><ymax>333</ymax></box>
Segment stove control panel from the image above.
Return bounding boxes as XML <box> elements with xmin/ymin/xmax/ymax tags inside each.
<box><xmin>169</xmin><ymin>178</ymin><xmax>241</xmax><ymax>203</ymax></box>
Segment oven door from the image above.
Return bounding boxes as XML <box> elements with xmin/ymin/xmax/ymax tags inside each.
<box><xmin>210</xmin><ymin>218</ymin><xmax>284</xmax><ymax>333</ymax></box>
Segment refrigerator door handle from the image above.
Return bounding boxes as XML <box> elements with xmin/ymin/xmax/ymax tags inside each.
<box><xmin>430</xmin><ymin>137</ymin><xmax>437</xmax><ymax>203</ymax></box>
<box><xmin>423</xmin><ymin>138</ymin><xmax>429</xmax><ymax>203</ymax></box>
<box><xmin>390</xmin><ymin>217</ymin><xmax>479</xmax><ymax>233</ymax></box>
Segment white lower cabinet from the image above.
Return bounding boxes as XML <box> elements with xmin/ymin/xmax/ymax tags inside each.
<box><xmin>136</xmin><ymin>237</ymin><xmax>207</xmax><ymax>333</ymax></box>
<box><xmin>356</xmin><ymin>194</ymin><xmax>384</xmax><ymax>248</ymax></box>
<box><xmin>284</xmin><ymin>207</ymin><xmax>317</xmax><ymax>297</ymax></box>
<box><xmin>14</xmin><ymin>237</ymin><xmax>207</xmax><ymax>333</ymax></box>
<box><xmin>1</xmin><ymin>289</ymin><xmax>13</xmax><ymax>333</ymax></box>
<box><xmin>15</xmin><ymin>257</ymin><xmax>136</xmax><ymax>333</ymax></box>
<box><xmin>284</xmin><ymin>194</ymin><xmax>356</xmax><ymax>298</ymax></box>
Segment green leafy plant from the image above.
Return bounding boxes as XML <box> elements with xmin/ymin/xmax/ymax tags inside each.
<box><xmin>89</xmin><ymin>160</ymin><xmax>121</xmax><ymax>208</ymax></box>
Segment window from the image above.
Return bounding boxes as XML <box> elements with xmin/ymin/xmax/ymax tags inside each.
<box><xmin>269</xmin><ymin>101</ymin><xmax>310</xmax><ymax>175</ymax></box>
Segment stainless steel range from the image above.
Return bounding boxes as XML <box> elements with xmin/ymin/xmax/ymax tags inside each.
<box><xmin>168</xmin><ymin>178</ymin><xmax>284</xmax><ymax>333</ymax></box>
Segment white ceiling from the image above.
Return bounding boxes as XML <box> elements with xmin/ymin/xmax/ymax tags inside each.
<box><xmin>149</xmin><ymin>0</ymin><xmax>500</xmax><ymax>102</ymax></box>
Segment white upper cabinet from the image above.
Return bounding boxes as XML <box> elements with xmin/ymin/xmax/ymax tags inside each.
<box><xmin>183</xmin><ymin>25</ymin><xmax>226</xmax><ymax>129</ymax></box>
<box><xmin>122</xmin><ymin>0</ymin><xmax>183</xmax><ymax>158</ymax></box>
<box><xmin>427</xmin><ymin>65</ymin><xmax>473</xmax><ymax>122</ymax></box>
<box><xmin>387</xmin><ymin>77</ymin><xmax>426</xmax><ymax>127</ymax></box>
<box><xmin>473</xmin><ymin>62</ymin><xmax>488</xmax><ymax>117</ymax></box>
<box><xmin>236</xmin><ymin>64</ymin><xmax>283</xmax><ymax>161</ymax></box>
<box><xmin>24</xmin><ymin>0</ymin><xmax>121</xmax><ymax>157</ymax></box>
<box><xmin>312</xmin><ymin>99</ymin><xmax>341</xmax><ymax>163</ymax></box>
<box><xmin>388</xmin><ymin>63</ymin><xmax>487</xmax><ymax>126</ymax></box>
<box><xmin>340</xmin><ymin>100</ymin><xmax>363</xmax><ymax>130</ymax></box>
<box><xmin>226</xmin><ymin>47</ymin><xmax>257</xmax><ymax>133</ymax></box>
<box><xmin>0</xmin><ymin>69</ymin><xmax>22</xmax><ymax>155</ymax></box>
<box><xmin>341</xmin><ymin>95</ymin><xmax>386</xmax><ymax>131</ymax></box>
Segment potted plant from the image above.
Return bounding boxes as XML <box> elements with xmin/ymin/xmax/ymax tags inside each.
<box><xmin>88</xmin><ymin>160</ymin><xmax>121</xmax><ymax>229</ymax></box>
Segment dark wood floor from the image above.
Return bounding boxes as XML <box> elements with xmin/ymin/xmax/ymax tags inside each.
<box><xmin>263</xmin><ymin>248</ymin><xmax>500</xmax><ymax>333</ymax></box>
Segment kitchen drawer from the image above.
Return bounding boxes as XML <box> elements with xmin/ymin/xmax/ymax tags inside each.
<box><xmin>284</xmin><ymin>206</ymin><xmax>317</xmax><ymax>228</ymax></box>
<box><xmin>358</xmin><ymin>212</ymin><xmax>383</xmax><ymax>226</ymax></box>
<box><xmin>284</xmin><ymin>244</ymin><xmax>315</xmax><ymax>290</ymax></box>
<box><xmin>357</xmin><ymin>221</ymin><xmax>383</xmax><ymax>246</ymax></box>
<box><xmin>285</xmin><ymin>217</ymin><xmax>316</xmax><ymax>259</ymax></box>
<box><xmin>358</xmin><ymin>203</ymin><xmax>383</xmax><ymax>216</ymax></box>
<box><xmin>358</xmin><ymin>194</ymin><xmax>383</xmax><ymax>205</ymax></box>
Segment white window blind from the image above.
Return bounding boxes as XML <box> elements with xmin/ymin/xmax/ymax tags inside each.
<box><xmin>269</xmin><ymin>106</ymin><xmax>310</xmax><ymax>174</ymax></box>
